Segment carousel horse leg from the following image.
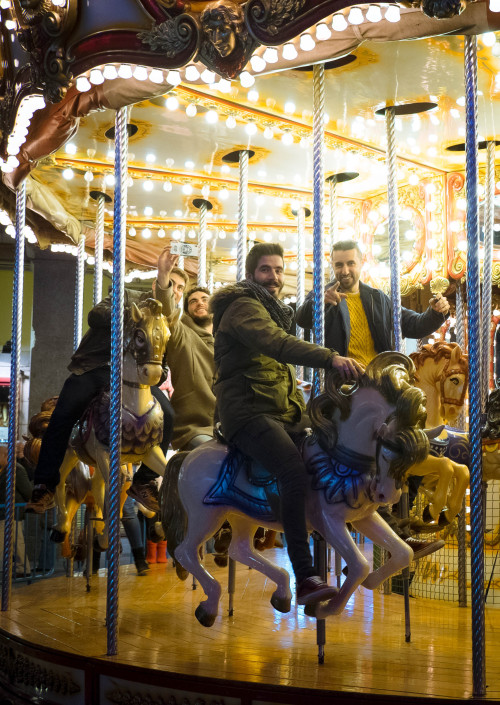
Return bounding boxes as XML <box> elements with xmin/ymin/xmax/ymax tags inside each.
<box><xmin>353</xmin><ymin>512</ymin><xmax>413</xmax><ymax>590</ymax></box>
<box><xmin>52</xmin><ymin>448</ymin><xmax>79</xmax><ymax>542</ymax></box>
<box><xmin>174</xmin><ymin>507</ymin><xmax>227</xmax><ymax>628</ymax></box>
<box><xmin>411</xmin><ymin>455</ymin><xmax>456</xmax><ymax>521</ymax></box>
<box><xmin>228</xmin><ymin>516</ymin><xmax>292</xmax><ymax>614</ymax></box>
<box><xmin>311</xmin><ymin>517</ymin><xmax>371</xmax><ymax>619</ymax></box>
<box><xmin>443</xmin><ymin>461</ymin><xmax>469</xmax><ymax>523</ymax></box>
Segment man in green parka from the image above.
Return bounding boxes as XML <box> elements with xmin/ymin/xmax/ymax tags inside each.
<box><xmin>210</xmin><ymin>242</ymin><xmax>364</xmax><ymax>607</ymax></box>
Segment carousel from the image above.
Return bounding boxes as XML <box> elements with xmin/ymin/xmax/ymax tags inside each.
<box><xmin>0</xmin><ymin>0</ymin><xmax>500</xmax><ymax>702</ymax></box>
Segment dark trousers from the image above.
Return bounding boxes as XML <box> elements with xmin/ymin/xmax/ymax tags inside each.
<box><xmin>35</xmin><ymin>367</ymin><xmax>174</xmax><ymax>490</ymax></box>
<box><xmin>231</xmin><ymin>416</ymin><xmax>314</xmax><ymax>584</ymax></box>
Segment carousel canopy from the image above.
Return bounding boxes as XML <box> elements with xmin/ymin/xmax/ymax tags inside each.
<box><xmin>1</xmin><ymin>0</ymin><xmax>500</xmax><ymax>294</ymax></box>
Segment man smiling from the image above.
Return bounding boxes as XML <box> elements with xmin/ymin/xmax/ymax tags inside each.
<box><xmin>210</xmin><ymin>242</ymin><xmax>363</xmax><ymax>606</ymax></box>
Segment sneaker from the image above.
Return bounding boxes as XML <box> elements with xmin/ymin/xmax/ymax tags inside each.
<box><xmin>296</xmin><ymin>575</ymin><xmax>338</xmax><ymax>605</ymax></box>
<box><xmin>25</xmin><ymin>485</ymin><xmax>55</xmax><ymax>514</ymax></box>
<box><xmin>127</xmin><ymin>481</ymin><xmax>160</xmax><ymax>513</ymax></box>
<box><xmin>405</xmin><ymin>537</ymin><xmax>445</xmax><ymax>560</ymax></box>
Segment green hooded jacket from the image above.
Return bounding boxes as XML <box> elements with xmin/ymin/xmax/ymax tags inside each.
<box><xmin>210</xmin><ymin>283</ymin><xmax>336</xmax><ymax>441</ymax></box>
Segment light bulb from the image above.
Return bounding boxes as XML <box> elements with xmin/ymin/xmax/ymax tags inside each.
<box><xmin>250</xmin><ymin>55</ymin><xmax>267</xmax><ymax>72</ymax></box>
<box><xmin>366</xmin><ymin>4</ymin><xmax>382</xmax><ymax>21</ymax></box>
<box><xmin>89</xmin><ymin>69</ymin><xmax>104</xmax><ymax>85</ymax></box>
<box><xmin>185</xmin><ymin>64</ymin><xmax>200</xmax><ymax>81</ymax></box>
<box><xmin>149</xmin><ymin>69</ymin><xmax>164</xmax><ymax>84</ymax></box>
<box><xmin>263</xmin><ymin>47</ymin><xmax>278</xmax><ymax>63</ymax></box>
<box><xmin>76</xmin><ymin>76</ymin><xmax>91</xmax><ymax>92</ymax></box>
<box><xmin>348</xmin><ymin>6</ymin><xmax>364</xmax><ymax>24</ymax></box>
<box><xmin>62</xmin><ymin>168</ymin><xmax>74</xmax><ymax>180</ymax></box>
<box><xmin>182</xmin><ymin>184</ymin><xmax>193</xmax><ymax>195</ymax></box>
<box><xmin>142</xmin><ymin>228</ymin><xmax>152</xmax><ymax>239</ymax></box>
<box><xmin>490</xmin><ymin>0</ymin><xmax>500</xmax><ymax>11</ymax></box>
<box><xmin>163</xmin><ymin>181</ymin><xmax>172</xmax><ymax>192</ymax></box>
<box><xmin>186</xmin><ymin>103</ymin><xmax>197</xmax><ymax>117</ymax></box>
<box><xmin>218</xmin><ymin>78</ymin><xmax>232</xmax><ymax>93</ymax></box>
<box><xmin>281</xmin><ymin>131</ymin><xmax>293</xmax><ymax>145</ymax></box>
<box><xmin>133</xmin><ymin>65</ymin><xmax>148</xmax><ymax>81</ymax></box>
<box><xmin>129</xmin><ymin>227</ymin><xmax>136</xmax><ymax>237</ymax></box>
<box><xmin>282</xmin><ymin>43</ymin><xmax>298</xmax><ymax>60</ymax></box>
<box><xmin>263</xmin><ymin>126</ymin><xmax>273</xmax><ymax>139</ymax></box>
<box><xmin>201</xmin><ymin>69</ymin><xmax>215</xmax><ymax>83</ymax></box>
<box><xmin>165</xmin><ymin>96</ymin><xmax>179</xmax><ymax>111</ymax></box>
<box><xmin>205</xmin><ymin>109</ymin><xmax>218</xmax><ymax>124</ymax></box>
<box><xmin>385</xmin><ymin>4</ymin><xmax>401</xmax><ymax>22</ymax></box>
<box><xmin>300</xmin><ymin>33</ymin><xmax>316</xmax><ymax>51</ymax></box>
<box><xmin>240</xmin><ymin>71</ymin><xmax>255</xmax><ymax>87</ymax></box>
<box><xmin>316</xmin><ymin>23</ymin><xmax>331</xmax><ymax>40</ymax></box>
<box><xmin>103</xmin><ymin>65</ymin><xmax>118</xmax><ymax>80</ymax></box>
<box><xmin>332</xmin><ymin>13</ymin><xmax>348</xmax><ymax>30</ymax></box>
<box><xmin>84</xmin><ymin>171</ymin><xmax>93</xmax><ymax>182</ymax></box>
<box><xmin>247</xmin><ymin>89</ymin><xmax>259</xmax><ymax>102</ymax></box>
<box><xmin>117</xmin><ymin>64</ymin><xmax>133</xmax><ymax>79</ymax></box>
<box><xmin>226</xmin><ymin>115</ymin><xmax>236</xmax><ymax>129</ymax></box>
<box><xmin>167</xmin><ymin>70</ymin><xmax>181</xmax><ymax>85</ymax></box>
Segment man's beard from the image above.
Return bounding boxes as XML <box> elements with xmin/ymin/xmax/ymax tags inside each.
<box><xmin>190</xmin><ymin>313</ymin><xmax>212</xmax><ymax>327</ymax></box>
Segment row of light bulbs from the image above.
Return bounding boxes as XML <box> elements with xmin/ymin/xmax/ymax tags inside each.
<box><xmin>0</xmin><ymin>209</ymin><xmax>37</xmax><ymax>243</ymax></box>
<box><xmin>0</xmin><ymin>94</ymin><xmax>46</xmax><ymax>173</ymax></box>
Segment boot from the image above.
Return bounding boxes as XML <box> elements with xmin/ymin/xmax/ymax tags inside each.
<box><xmin>132</xmin><ymin>547</ymin><xmax>150</xmax><ymax>576</ymax></box>
<box><xmin>156</xmin><ymin>540</ymin><xmax>168</xmax><ymax>564</ymax></box>
<box><xmin>146</xmin><ymin>540</ymin><xmax>157</xmax><ymax>564</ymax></box>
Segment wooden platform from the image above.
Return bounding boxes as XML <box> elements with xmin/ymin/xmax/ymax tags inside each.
<box><xmin>0</xmin><ymin>549</ymin><xmax>499</xmax><ymax>705</ymax></box>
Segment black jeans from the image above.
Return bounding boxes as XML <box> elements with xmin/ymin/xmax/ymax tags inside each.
<box><xmin>35</xmin><ymin>367</ymin><xmax>174</xmax><ymax>490</ymax></box>
<box><xmin>231</xmin><ymin>415</ymin><xmax>314</xmax><ymax>584</ymax></box>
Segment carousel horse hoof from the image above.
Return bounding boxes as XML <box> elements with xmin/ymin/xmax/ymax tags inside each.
<box><xmin>49</xmin><ymin>528</ymin><xmax>67</xmax><ymax>544</ymax></box>
<box><xmin>195</xmin><ymin>604</ymin><xmax>216</xmax><ymax>628</ymax></box>
<box><xmin>93</xmin><ymin>535</ymin><xmax>108</xmax><ymax>552</ymax></box>
<box><xmin>270</xmin><ymin>593</ymin><xmax>291</xmax><ymax>613</ymax></box>
<box><xmin>174</xmin><ymin>559</ymin><xmax>189</xmax><ymax>581</ymax></box>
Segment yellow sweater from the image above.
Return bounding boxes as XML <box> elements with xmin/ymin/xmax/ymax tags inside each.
<box><xmin>345</xmin><ymin>292</ymin><xmax>377</xmax><ymax>367</ymax></box>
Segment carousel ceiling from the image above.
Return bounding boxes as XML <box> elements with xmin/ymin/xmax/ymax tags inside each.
<box><xmin>1</xmin><ymin>0</ymin><xmax>500</xmax><ymax>293</ymax></box>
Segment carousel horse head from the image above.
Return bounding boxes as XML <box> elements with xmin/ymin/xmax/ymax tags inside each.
<box><xmin>308</xmin><ymin>350</ymin><xmax>430</xmax><ymax>499</ymax></box>
<box><xmin>123</xmin><ymin>298</ymin><xmax>170</xmax><ymax>386</ymax></box>
<box><xmin>410</xmin><ymin>342</ymin><xmax>468</xmax><ymax>427</ymax></box>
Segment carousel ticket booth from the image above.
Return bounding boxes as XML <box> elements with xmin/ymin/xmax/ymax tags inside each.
<box><xmin>1</xmin><ymin>0</ymin><xmax>500</xmax><ymax>703</ymax></box>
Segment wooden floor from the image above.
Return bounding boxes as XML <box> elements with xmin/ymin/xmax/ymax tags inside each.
<box><xmin>1</xmin><ymin>548</ymin><xmax>500</xmax><ymax>703</ymax></box>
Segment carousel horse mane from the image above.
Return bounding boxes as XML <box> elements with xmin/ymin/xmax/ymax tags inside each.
<box><xmin>308</xmin><ymin>351</ymin><xmax>429</xmax><ymax>487</ymax></box>
<box><xmin>410</xmin><ymin>341</ymin><xmax>468</xmax><ymax>385</ymax></box>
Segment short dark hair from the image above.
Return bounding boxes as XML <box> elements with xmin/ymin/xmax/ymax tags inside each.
<box><xmin>245</xmin><ymin>243</ymin><xmax>284</xmax><ymax>277</ymax></box>
<box><xmin>171</xmin><ymin>267</ymin><xmax>189</xmax><ymax>286</ymax></box>
<box><xmin>331</xmin><ymin>239</ymin><xmax>362</xmax><ymax>259</ymax></box>
<box><xmin>184</xmin><ymin>286</ymin><xmax>210</xmax><ymax>313</ymax></box>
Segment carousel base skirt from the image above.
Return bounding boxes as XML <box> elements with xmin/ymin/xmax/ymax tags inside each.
<box><xmin>0</xmin><ymin>550</ymin><xmax>498</xmax><ymax>705</ymax></box>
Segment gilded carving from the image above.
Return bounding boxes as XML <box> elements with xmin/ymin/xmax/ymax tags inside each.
<box><xmin>106</xmin><ymin>686</ymin><xmax>228</xmax><ymax>705</ymax></box>
<box><xmin>197</xmin><ymin>0</ymin><xmax>258</xmax><ymax>79</ymax></box>
<box><xmin>138</xmin><ymin>14</ymin><xmax>199</xmax><ymax>59</ymax></box>
<box><xmin>13</xmin><ymin>0</ymin><xmax>78</xmax><ymax>103</ymax></box>
<box><xmin>0</xmin><ymin>642</ymin><xmax>80</xmax><ymax>696</ymax></box>
<box><xmin>246</xmin><ymin>0</ymin><xmax>307</xmax><ymax>37</ymax></box>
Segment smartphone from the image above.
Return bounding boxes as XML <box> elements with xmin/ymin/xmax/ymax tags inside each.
<box><xmin>170</xmin><ymin>242</ymin><xmax>199</xmax><ymax>257</ymax></box>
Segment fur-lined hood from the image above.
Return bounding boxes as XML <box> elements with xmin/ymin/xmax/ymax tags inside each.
<box><xmin>209</xmin><ymin>282</ymin><xmax>258</xmax><ymax>333</ymax></box>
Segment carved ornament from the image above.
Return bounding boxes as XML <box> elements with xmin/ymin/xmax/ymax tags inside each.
<box><xmin>138</xmin><ymin>13</ymin><xmax>199</xmax><ymax>61</ymax></box>
<box><xmin>13</xmin><ymin>0</ymin><xmax>79</xmax><ymax>103</ymax></box>
<box><xmin>0</xmin><ymin>643</ymin><xmax>80</xmax><ymax>696</ymax></box>
<box><xmin>106</xmin><ymin>684</ymin><xmax>227</xmax><ymax>705</ymax></box>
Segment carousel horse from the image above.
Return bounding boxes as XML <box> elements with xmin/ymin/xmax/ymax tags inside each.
<box><xmin>408</xmin><ymin>342</ymin><xmax>470</xmax><ymax>530</ymax></box>
<box><xmin>161</xmin><ymin>351</ymin><xmax>431</xmax><ymax>627</ymax></box>
<box><xmin>51</xmin><ymin>298</ymin><xmax>170</xmax><ymax>549</ymax></box>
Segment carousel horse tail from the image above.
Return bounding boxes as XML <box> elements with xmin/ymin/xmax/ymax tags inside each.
<box><xmin>160</xmin><ymin>451</ymin><xmax>190</xmax><ymax>576</ymax></box>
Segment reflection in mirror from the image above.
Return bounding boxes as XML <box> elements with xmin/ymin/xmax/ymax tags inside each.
<box><xmin>372</xmin><ymin>218</ymin><xmax>416</xmax><ymax>266</ymax></box>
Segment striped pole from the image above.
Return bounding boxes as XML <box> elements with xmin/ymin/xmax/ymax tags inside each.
<box><xmin>194</xmin><ymin>199</ymin><xmax>213</xmax><ymax>288</ymax></box>
<box><xmin>464</xmin><ymin>34</ymin><xmax>486</xmax><ymax>697</ymax></box>
<box><xmin>481</xmin><ymin>141</ymin><xmax>495</xmax><ymax>412</ymax></box>
<box><xmin>74</xmin><ymin>236</ymin><xmax>85</xmax><ymax>350</ymax></box>
<box><xmin>385</xmin><ymin>107</ymin><xmax>403</xmax><ymax>352</ymax></box>
<box><xmin>106</xmin><ymin>106</ymin><xmax>129</xmax><ymax>656</ymax></box>
<box><xmin>237</xmin><ymin>150</ymin><xmax>249</xmax><ymax>282</ymax></box>
<box><xmin>1</xmin><ymin>181</ymin><xmax>26</xmax><ymax>611</ymax></box>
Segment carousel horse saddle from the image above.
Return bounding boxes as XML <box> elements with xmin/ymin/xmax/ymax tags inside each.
<box><xmin>429</xmin><ymin>427</ymin><xmax>469</xmax><ymax>465</ymax></box>
<box><xmin>204</xmin><ymin>445</ymin><xmax>281</xmax><ymax>522</ymax></box>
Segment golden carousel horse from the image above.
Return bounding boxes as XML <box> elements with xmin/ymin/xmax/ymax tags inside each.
<box><xmin>51</xmin><ymin>299</ymin><xmax>170</xmax><ymax>550</ymax></box>
<box><xmin>161</xmin><ymin>352</ymin><xmax>431</xmax><ymax>627</ymax></box>
<box><xmin>408</xmin><ymin>341</ymin><xmax>469</xmax><ymax>530</ymax></box>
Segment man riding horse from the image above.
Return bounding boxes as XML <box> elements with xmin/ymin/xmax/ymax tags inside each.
<box><xmin>26</xmin><ymin>248</ymin><xmax>175</xmax><ymax>516</ymax></box>
<box><xmin>210</xmin><ymin>242</ymin><xmax>364</xmax><ymax>607</ymax></box>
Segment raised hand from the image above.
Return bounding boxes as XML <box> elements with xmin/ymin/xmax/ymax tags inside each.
<box><xmin>325</xmin><ymin>282</ymin><xmax>347</xmax><ymax>307</ymax></box>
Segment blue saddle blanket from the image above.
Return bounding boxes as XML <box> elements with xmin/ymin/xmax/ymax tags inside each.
<box><xmin>203</xmin><ymin>446</ymin><xmax>279</xmax><ymax>522</ymax></box>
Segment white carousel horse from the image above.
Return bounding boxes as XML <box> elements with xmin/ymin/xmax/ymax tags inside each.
<box><xmin>51</xmin><ymin>299</ymin><xmax>170</xmax><ymax>549</ymax></box>
<box><xmin>161</xmin><ymin>352</ymin><xmax>431</xmax><ymax>627</ymax></box>
<box><xmin>408</xmin><ymin>342</ymin><xmax>470</xmax><ymax>528</ymax></box>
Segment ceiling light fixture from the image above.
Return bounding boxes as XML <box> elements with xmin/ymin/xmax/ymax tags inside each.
<box><xmin>133</xmin><ymin>65</ymin><xmax>148</xmax><ymax>81</ymax></box>
<box><xmin>185</xmin><ymin>64</ymin><xmax>200</xmax><ymax>81</ymax></box>
<box><xmin>282</xmin><ymin>43</ymin><xmax>298</xmax><ymax>60</ymax></box>
<box><xmin>117</xmin><ymin>64</ymin><xmax>133</xmax><ymax>79</ymax></box>
<box><xmin>103</xmin><ymin>65</ymin><xmax>118</xmax><ymax>80</ymax></box>
<box><xmin>366</xmin><ymin>4</ymin><xmax>382</xmax><ymax>21</ymax></box>
<box><xmin>385</xmin><ymin>3</ymin><xmax>401</xmax><ymax>21</ymax></box>
<box><xmin>263</xmin><ymin>47</ymin><xmax>279</xmax><ymax>63</ymax></box>
<box><xmin>300</xmin><ymin>33</ymin><xmax>316</xmax><ymax>51</ymax></box>
<box><xmin>316</xmin><ymin>23</ymin><xmax>331</xmax><ymax>40</ymax></box>
<box><xmin>240</xmin><ymin>71</ymin><xmax>255</xmax><ymax>87</ymax></box>
<box><xmin>166</xmin><ymin>70</ymin><xmax>181</xmax><ymax>85</ymax></box>
<box><xmin>348</xmin><ymin>6</ymin><xmax>364</xmax><ymax>24</ymax></box>
<box><xmin>186</xmin><ymin>103</ymin><xmax>197</xmax><ymax>117</ymax></box>
<box><xmin>250</xmin><ymin>55</ymin><xmax>267</xmax><ymax>72</ymax></box>
<box><xmin>332</xmin><ymin>13</ymin><xmax>348</xmax><ymax>30</ymax></box>
<box><xmin>149</xmin><ymin>69</ymin><xmax>164</xmax><ymax>84</ymax></box>
<box><xmin>201</xmin><ymin>69</ymin><xmax>216</xmax><ymax>83</ymax></box>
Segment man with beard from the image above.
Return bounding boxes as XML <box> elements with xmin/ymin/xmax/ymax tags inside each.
<box><xmin>210</xmin><ymin>242</ymin><xmax>364</xmax><ymax>606</ymax></box>
<box><xmin>296</xmin><ymin>239</ymin><xmax>449</xmax><ymax>365</ymax></box>
<box><xmin>296</xmin><ymin>239</ymin><xmax>450</xmax><ymax>558</ymax></box>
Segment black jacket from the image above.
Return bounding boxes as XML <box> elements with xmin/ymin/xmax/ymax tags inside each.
<box><xmin>295</xmin><ymin>280</ymin><xmax>449</xmax><ymax>356</ymax></box>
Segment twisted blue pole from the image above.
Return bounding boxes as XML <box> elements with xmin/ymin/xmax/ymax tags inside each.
<box><xmin>481</xmin><ymin>141</ymin><xmax>495</xmax><ymax>412</ymax></box>
<box><xmin>237</xmin><ymin>150</ymin><xmax>249</xmax><ymax>282</ymax></box>
<box><xmin>312</xmin><ymin>64</ymin><xmax>325</xmax><ymax>399</ymax></box>
<box><xmin>385</xmin><ymin>107</ymin><xmax>403</xmax><ymax>353</ymax></box>
<box><xmin>94</xmin><ymin>195</ymin><xmax>105</xmax><ymax>306</ymax></box>
<box><xmin>464</xmin><ymin>34</ymin><xmax>486</xmax><ymax>697</ymax></box>
<box><xmin>74</xmin><ymin>236</ymin><xmax>85</xmax><ymax>350</ymax></box>
<box><xmin>1</xmin><ymin>181</ymin><xmax>26</xmax><ymax>612</ymax></box>
<box><xmin>106</xmin><ymin>107</ymin><xmax>128</xmax><ymax>656</ymax></box>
